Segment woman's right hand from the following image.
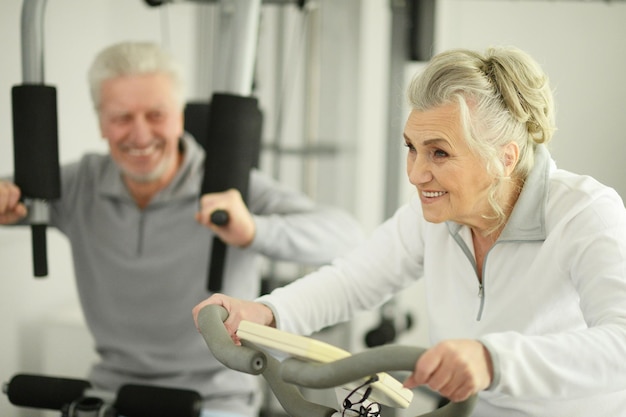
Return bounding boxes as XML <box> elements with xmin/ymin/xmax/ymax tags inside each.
<box><xmin>0</xmin><ymin>181</ymin><xmax>27</xmax><ymax>225</ymax></box>
<box><xmin>192</xmin><ymin>293</ymin><xmax>276</xmax><ymax>345</ymax></box>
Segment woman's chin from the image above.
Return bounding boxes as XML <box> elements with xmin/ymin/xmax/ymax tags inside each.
<box><xmin>421</xmin><ymin>210</ymin><xmax>447</xmax><ymax>224</ymax></box>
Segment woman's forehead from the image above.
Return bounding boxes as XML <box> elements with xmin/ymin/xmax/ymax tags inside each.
<box><xmin>405</xmin><ymin>104</ymin><xmax>464</xmax><ymax>140</ymax></box>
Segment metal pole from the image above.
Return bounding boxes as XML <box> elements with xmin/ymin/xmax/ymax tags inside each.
<box><xmin>384</xmin><ymin>0</ymin><xmax>407</xmax><ymax>220</ymax></box>
<box><xmin>20</xmin><ymin>0</ymin><xmax>47</xmax><ymax>84</ymax></box>
<box><xmin>212</xmin><ymin>0</ymin><xmax>262</xmax><ymax>95</ymax></box>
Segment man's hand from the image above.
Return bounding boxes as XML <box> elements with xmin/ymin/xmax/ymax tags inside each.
<box><xmin>195</xmin><ymin>189</ymin><xmax>256</xmax><ymax>247</ymax></box>
<box><xmin>0</xmin><ymin>181</ymin><xmax>27</xmax><ymax>225</ymax></box>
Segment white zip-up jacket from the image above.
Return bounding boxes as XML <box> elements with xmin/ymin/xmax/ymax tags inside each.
<box><xmin>259</xmin><ymin>145</ymin><xmax>626</xmax><ymax>416</ymax></box>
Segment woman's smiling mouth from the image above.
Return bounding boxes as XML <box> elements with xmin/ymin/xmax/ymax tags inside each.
<box><xmin>422</xmin><ymin>190</ymin><xmax>447</xmax><ymax>198</ymax></box>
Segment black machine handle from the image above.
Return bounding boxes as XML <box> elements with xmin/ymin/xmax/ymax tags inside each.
<box><xmin>197</xmin><ymin>94</ymin><xmax>262</xmax><ymax>293</ymax></box>
<box><xmin>4</xmin><ymin>374</ymin><xmax>91</xmax><ymax>411</ymax></box>
<box><xmin>197</xmin><ymin>305</ymin><xmax>477</xmax><ymax>417</ymax></box>
<box><xmin>115</xmin><ymin>384</ymin><xmax>202</xmax><ymax>417</ymax></box>
<box><xmin>12</xmin><ymin>84</ymin><xmax>61</xmax><ymax>278</ymax></box>
<box><xmin>210</xmin><ymin>209</ymin><xmax>230</xmax><ymax>226</ymax></box>
<box><xmin>12</xmin><ymin>0</ymin><xmax>62</xmax><ymax>278</ymax></box>
<box><xmin>3</xmin><ymin>374</ymin><xmax>203</xmax><ymax>417</ymax></box>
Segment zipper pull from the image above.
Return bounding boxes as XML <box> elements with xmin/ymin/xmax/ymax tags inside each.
<box><xmin>478</xmin><ymin>284</ymin><xmax>484</xmax><ymax>298</ymax></box>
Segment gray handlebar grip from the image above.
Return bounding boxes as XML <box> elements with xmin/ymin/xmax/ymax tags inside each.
<box><xmin>196</xmin><ymin>305</ymin><xmax>266</xmax><ymax>375</ymax></box>
<box><xmin>252</xmin><ymin>344</ymin><xmax>336</xmax><ymax>417</ymax></box>
<box><xmin>280</xmin><ymin>345</ymin><xmax>477</xmax><ymax>417</ymax></box>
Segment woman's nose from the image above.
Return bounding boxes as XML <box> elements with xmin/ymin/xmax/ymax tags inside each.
<box><xmin>408</xmin><ymin>156</ymin><xmax>432</xmax><ymax>185</ymax></box>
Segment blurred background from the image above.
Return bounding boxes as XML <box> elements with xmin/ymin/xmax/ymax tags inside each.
<box><xmin>1</xmin><ymin>0</ymin><xmax>625</xmax><ymax>416</ymax></box>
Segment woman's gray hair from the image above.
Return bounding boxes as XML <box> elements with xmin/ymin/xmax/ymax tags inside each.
<box><xmin>407</xmin><ymin>46</ymin><xmax>556</xmax><ymax>230</ymax></box>
<box><xmin>87</xmin><ymin>41</ymin><xmax>185</xmax><ymax>110</ymax></box>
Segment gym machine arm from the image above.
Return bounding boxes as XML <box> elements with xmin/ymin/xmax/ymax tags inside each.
<box><xmin>196</xmin><ymin>305</ymin><xmax>477</xmax><ymax>417</ymax></box>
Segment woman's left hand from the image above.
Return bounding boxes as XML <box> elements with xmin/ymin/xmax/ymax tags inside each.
<box><xmin>403</xmin><ymin>339</ymin><xmax>493</xmax><ymax>402</ymax></box>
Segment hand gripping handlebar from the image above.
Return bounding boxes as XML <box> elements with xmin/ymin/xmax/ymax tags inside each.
<box><xmin>196</xmin><ymin>305</ymin><xmax>477</xmax><ymax>417</ymax></box>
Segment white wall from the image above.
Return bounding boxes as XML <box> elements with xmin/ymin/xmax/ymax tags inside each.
<box><xmin>435</xmin><ymin>0</ymin><xmax>626</xmax><ymax>200</ymax></box>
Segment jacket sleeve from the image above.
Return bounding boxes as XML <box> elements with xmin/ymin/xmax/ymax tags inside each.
<box><xmin>256</xmin><ymin>200</ymin><xmax>424</xmax><ymax>336</ymax></box>
<box><xmin>246</xmin><ymin>169</ymin><xmax>366</xmax><ymax>265</ymax></box>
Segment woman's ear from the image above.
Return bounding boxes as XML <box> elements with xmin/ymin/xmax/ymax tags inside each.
<box><xmin>502</xmin><ymin>141</ymin><xmax>520</xmax><ymax>177</ymax></box>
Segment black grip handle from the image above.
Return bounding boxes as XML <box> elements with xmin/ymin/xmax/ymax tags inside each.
<box><xmin>115</xmin><ymin>384</ymin><xmax>202</xmax><ymax>417</ymax></box>
<box><xmin>12</xmin><ymin>84</ymin><xmax>61</xmax><ymax>278</ymax></box>
<box><xmin>5</xmin><ymin>374</ymin><xmax>91</xmax><ymax>410</ymax></box>
<box><xmin>12</xmin><ymin>85</ymin><xmax>61</xmax><ymax>199</ymax></box>
<box><xmin>198</xmin><ymin>94</ymin><xmax>263</xmax><ymax>293</ymax></box>
<box><xmin>208</xmin><ymin>238</ymin><xmax>227</xmax><ymax>292</ymax></box>
<box><xmin>210</xmin><ymin>209</ymin><xmax>230</xmax><ymax>226</ymax></box>
<box><xmin>207</xmin><ymin>210</ymin><xmax>229</xmax><ymax>291</ymax></box>
<box><xmin>31</xmin><ymin>224</ymin><xmax>48</xmax><ymax>277</ymax></box>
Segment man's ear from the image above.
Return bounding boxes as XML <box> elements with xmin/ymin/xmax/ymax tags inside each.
<box><xmin>502</xmin><ymin>141</ymin><xmax>520</xmax><ymax>177</ymax></box>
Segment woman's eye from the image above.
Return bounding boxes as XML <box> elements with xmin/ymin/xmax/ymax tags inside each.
<box><xmin>433</xmin><ymin>149</ymin><xmax>448</xmax><ymax>159</ymax></box>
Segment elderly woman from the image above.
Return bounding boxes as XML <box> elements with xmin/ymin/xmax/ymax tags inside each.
<box><xmin>194</xmin><ymin>46</ymin><xmax>626</xmax><ymax>416</ymax></box>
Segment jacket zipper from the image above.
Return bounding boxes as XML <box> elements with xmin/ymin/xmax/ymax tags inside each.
<box><xmin>450</xmin><ymin>229</ymin><xmax>488</xmax><ymax>321</ymax></box>
<box><xmin>476</xmin><ymin>282</ymin><xmax>485</xmax><ymax>321</ymax></box>
<box><xmin>476</xmin><ymin>246</ymin><xmax>495</xmax><ymax>321</ymax></box>
<box><xmin>137</xmin><ymin>211</ymin><xmax>145</xmax><ymax>256</ymax></box>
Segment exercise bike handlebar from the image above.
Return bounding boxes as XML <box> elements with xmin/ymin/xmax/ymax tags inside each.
<box><xmin>197</xmin><ymin>305</ymin><xmax>477</xmax><ymax>417</ymax></box>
